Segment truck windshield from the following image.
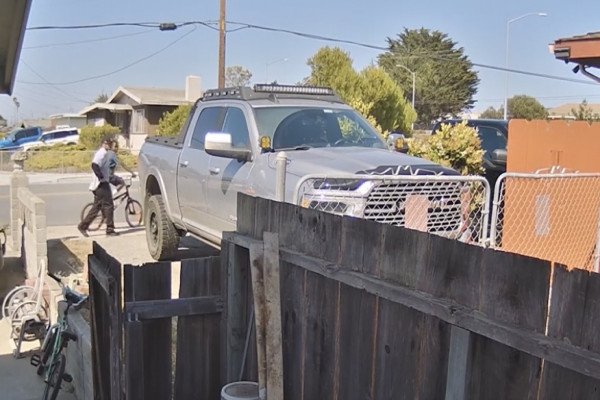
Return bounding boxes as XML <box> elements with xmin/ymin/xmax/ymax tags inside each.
<box><xmin>253</xmin><ymin>107</ymin><xmax>386</xmax><ymax>151</ymax></box>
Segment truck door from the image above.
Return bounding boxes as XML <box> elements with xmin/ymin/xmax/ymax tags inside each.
<box><xmin>177</xmin><ymin>106</ymin><xmax>225</xmax><ymax>236</ymax></box>
<box><xmin>205</xmin><ymin>106</ymin><xmax>254</xmax><ymax>233</ymax></box>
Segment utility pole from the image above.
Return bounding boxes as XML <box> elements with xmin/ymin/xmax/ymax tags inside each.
<box><xmin>218</xmin><ymin>0</ymin><xmax>226</xmax><ymax>88</ymax></box>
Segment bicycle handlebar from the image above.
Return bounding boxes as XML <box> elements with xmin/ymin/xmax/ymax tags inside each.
<box><xmin>47</xmin><ymin>273</ymin><xmax>89</xmax><ymax>308</ymax></box>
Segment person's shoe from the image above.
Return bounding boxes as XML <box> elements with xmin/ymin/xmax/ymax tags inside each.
<box><xmin>106</xmin><ymin>230</ymin><xmax>120</xmax><ymax>237</ymax></box>
<box><xmin>77</xmin><ymin>224</ymin><xmax>89</xmax><ymax>238</ymax></box>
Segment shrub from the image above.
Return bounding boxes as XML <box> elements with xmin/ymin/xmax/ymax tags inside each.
<box><xmin>79</xmin><ymin>124</ymin><xmax>120</xmax><ymax>149</ymax></box>
<box><xmin>24</xmin><ymin>144</ymin><xmax>138</xmax><ymax>172</ymax></box>
<box><xmin>407</xmin><ymin>121</ymin><xmax>484</xmax><ymax>175</ymax></box>
<box><xmin>157</xmin><ymin>104</ymin><xmax>192</xmax><ymax>137</ymax></box>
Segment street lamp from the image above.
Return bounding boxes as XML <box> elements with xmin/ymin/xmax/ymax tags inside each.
<box><xmin>396</xmin><ymin>64</ymin><xmax>416</xmax><ymax>130</ymax></box>
<box><xmin>265</xmin><ymin>58</ymin><xmax>288</xmax><ymax>82</ymax></box>
<box><xmin>12</xmin><ymin>97</ymin><xmax>20</xmax><ymax>125</ymax></box>
<box><xmin>504</xmin><ymin>12</ymin><xmax>547</xmax><ymax>120</ymax></box>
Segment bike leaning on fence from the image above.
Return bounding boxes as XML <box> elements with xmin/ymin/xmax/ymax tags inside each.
<box><xmin>31</xmin><ymin>273</ymin><xmax>88</xmax><ymax>400</ymax></box>
<box><xmin>80</xmin><ymin>174</ymin><xmax>143</xmax><ymax>230</ymax></box>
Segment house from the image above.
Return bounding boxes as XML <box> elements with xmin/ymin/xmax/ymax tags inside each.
<box><xmin>49</xmin><ymin>113</ymin><xmax>87</xmax><ymax>129</ymax></box>
<box><xmin>80</xmin><ymin>76</ymin><xmax>202</xmax><ymax>150</ymax></box>
<box><xmin>551</xmin><ymin>32</ymin><xmax>600</xmax><ymax>83</ymax></box>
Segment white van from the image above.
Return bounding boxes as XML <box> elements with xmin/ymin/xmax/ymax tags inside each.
<box><xmin>22</xmin><ymin>127</ymin><xmax>79</xmax><ymax>151</ymax></box>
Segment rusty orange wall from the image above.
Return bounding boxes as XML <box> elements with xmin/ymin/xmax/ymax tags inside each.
<box><xmin>503</xmin><ymin>119</ymin><xmax>600</xmax><ymax>270</ymax></box>
<box><xmin>508</xmin><ymin>119</ymin><xmax>600</xmax><ymax>173</ymax></box>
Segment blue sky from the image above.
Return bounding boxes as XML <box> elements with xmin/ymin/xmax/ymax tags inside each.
<box><xmin>2</xmin><ymin>0</ymin><xmax>599</xmax><ymax>125</ymax></box>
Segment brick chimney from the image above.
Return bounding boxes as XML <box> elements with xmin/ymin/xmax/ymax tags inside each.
<box><xmin>185</xmin><ymin>75</ymin><xmax>202</xmax><ymax>102</ymax></box>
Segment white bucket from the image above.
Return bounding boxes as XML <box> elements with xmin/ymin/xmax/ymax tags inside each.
<box><xmin>221</xmin><ymin>381</ymin><xmax>259</xmax><ymax>400</ymax></box>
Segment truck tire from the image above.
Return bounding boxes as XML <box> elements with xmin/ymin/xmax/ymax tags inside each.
<box><xmin>145</xmin><ymin>195</ymin><xmax>179</xmax><ymax>260</ymax></box>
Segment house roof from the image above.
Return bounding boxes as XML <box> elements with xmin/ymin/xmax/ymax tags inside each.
<box><xmin>0</xmin><ymin>0</ymin><xmax>32</xmax><ymax>94</ymax></box>
<box><xmin>107</xmin><ymin>86</ymin><xmax>190</xmax><ymax>106</ymax></box>
<box><xmin>548</xmin><ymin>103</ymin><xmax>600</xmax><ymax>116</ymax></box>
<box><xmin>551</xmin><ymin>32</ymin><xmax>600</xmax><ymax>68</ymax></box>
<box><xmin>79</xmin><ymin>103</ymin><xmax>133</xmax><ymax>116</ymax></box>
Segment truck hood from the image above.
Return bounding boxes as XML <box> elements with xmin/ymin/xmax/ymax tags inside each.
<box><xmin>267</xmin><ymin>147</ymin><xmax>458</xmax><ymax>176</ymax></box>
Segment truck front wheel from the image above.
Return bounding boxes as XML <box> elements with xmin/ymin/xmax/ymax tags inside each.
<box><xmin>145</xmin><ymin>195</ymin><xmax>180</xmax><ymax>260</ymax></box>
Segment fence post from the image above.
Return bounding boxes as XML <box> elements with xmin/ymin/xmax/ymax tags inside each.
<box><xmin>275</xmin><ymin>151</ymin><xmax>287</xmax><ymax>202</ymax></box>
<box><xmin>593</xmin><ymin>207</ymin><xmax>600</xmax><ymax>273</ymax></box>
<box><xmin>489</xmin><ymin>173</ymin><xmax>506</xmax><ymax>248</ymax></box>
<box><xmin>444</xmin><ymin>325</ymin><xmax>472</xmax><ymax>400</ymax></box>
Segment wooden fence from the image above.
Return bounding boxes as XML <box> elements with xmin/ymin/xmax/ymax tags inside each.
<box><xmin>88</xmin><ymin>242</ymin><xmax>235</xmax><ymax>400</ymax></box>
<box><xmin>222</xmin><ymin>194</ymin><xmax>600</xmax><ymax>399</ymax></box>
<box><xmin>88</xmin><ymin>194</ymin><xmax>600</xmax><ymax>399</ymax></box>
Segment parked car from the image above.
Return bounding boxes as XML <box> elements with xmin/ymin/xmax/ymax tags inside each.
<box><xmin>431</xmin><ymin>119</ymin><xmax>507</xmax><ymax>187</ymax></box>
<box><xmin>139</xmin><ymin>84</ymin><xmax>460</xmax><ymax>260</ymax></box>
<box><xmin>21</xmin><ymin>127</ymin><xmax>79</xmax><ymax>151</ymax></box>
<box><xmin>0</xmin><ymin>126</ymin><xmax>42</xmax><ymax>151</ymax></box>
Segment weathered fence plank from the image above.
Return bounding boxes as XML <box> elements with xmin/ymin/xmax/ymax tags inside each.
<box><xmin>174</xmin><ymin>257</ymin><xmax>222</xmax><ymax>400</ymax></box>
<box><xmin>445</xmin><ymin>326</ymin><xmax>472</xmax><ymax>400</ymax></box>
<box><xmin>124</xmin><ymin>262</ymin><xmax>172</xmax><ymax>400</ymax></box>
<box><xmin>88</xmin><ymin>242</ymin><xmax>122</xmax><ymax>400</ymax></box>
<box><xmin>220</xmin><ymin>239</ymin><xmax>255</xmax><ymax>383</ymax></box>
<box><xmin>539</xmin><ymin>265</ymin><xmax>600</xmax><ymax>399</ymax></box>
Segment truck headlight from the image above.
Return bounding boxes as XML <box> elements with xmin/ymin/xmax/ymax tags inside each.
<box><xmin>299</xmin><ymin>180</ymin><xmax>375</xmax><ymax>217</ymax></box>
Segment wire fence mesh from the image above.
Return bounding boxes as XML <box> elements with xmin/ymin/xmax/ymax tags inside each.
<box><xmin>490</xmin><ymin>171</ymin><xmax>600</xmax><ymax>271</ymax></box>
<box><xmin>294</xmin><ymin>174</ymin><xmax>491</xmax><ymax>244</ymax></box>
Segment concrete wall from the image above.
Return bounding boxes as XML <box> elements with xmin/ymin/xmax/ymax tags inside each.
<box><xmin>17</xmin><ymin>186</ymin><xmax>47</xmax><ymax>279</ymax></box>
<box><xmin>66</xmin><ymin>309</ymin><xmax>93</xmax><ymax>400</ymax></box>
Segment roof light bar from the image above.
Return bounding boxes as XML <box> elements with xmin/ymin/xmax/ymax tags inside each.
<box><xmin>253</xmin><ymin>84</ymin><xmax>334</xmax><ymax>96</ymax></box>
<box><xmin>203</xmin><ymin>88</ymin><xmax>242</xmax><ymax>98</ymax></box>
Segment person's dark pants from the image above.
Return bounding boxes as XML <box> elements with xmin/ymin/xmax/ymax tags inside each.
<box><xmin>80</xmin><ymin>182</ymin><xmax>115</xmax><ymax>232</ymax></box>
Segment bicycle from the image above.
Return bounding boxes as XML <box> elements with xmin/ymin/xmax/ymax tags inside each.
<box><xmin>31</xmin><ymin>274</ymin><xmax>88</xmax><ymax>400</ymax></box>
<box><xmin>80</xmin><ymin>174</ymin><xmax>143</xmax><ymax>231</ymax></box>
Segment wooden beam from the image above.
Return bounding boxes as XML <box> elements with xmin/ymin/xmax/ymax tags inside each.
<box><xmin>263</xmin><ymin>232</ymin><xmax>284</xmax><ymax>400</ymax></box>
<box><xmin>88</xmin><ymin>255</ymin><xmax>114</xmax><ymax>295</ymax></box>
<box><xmin>445</xmin><ymin>326</ymin><xmax>472</xmax><ymax>400</ymax></box>
<box><xmin>125</xmin><ymin>296</ymin><xmax>223</xmax><ymax>320</ymax></box>
<box><xmin>249</xmin><ymin>242</ymin><xmax>267</xmax><ymax>400</ymax></box>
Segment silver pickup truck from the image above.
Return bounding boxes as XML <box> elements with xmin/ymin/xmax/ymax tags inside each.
<box><xmin>138</xmin><ymin>84</ymin><xmax>463</xmax><ymax>260</ymax></box>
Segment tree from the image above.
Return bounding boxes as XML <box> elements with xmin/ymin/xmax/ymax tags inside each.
<box><xmin>94</xmin><ymin>93</ymin><xmax>109</xmax><ymax>103</ymax></box>
<box><xmin>225</xmin><ymin>66</ymin><xmax>252</xmax><ymax>87</ymax></box>
<box><xmin>306</xmin><ymin>47</ymin><xmax>415</xmax><ymax>134</ymax></box>
<box><xmin>157</xmin><ymin>104</ymin><xmax>192</xmax><ymax>137</ymax></box>
<box><xmin>479</xmin><ymin>106</ymin><xmax>503</xmax><ymax>119</ymax></box>
<box><xmin>571</xmin><ymin>100</ymin><xmax>600</xmax><ymax>122</ymax></box>
<box><xmin>378</xmin><ymin>28</ymin><xmax>479</xmax><ymax>126</ymax></box>
<box><xmin>508</xmin><ymin>95</ymin><xmax>547</xmax><ymax>120</ymax></box>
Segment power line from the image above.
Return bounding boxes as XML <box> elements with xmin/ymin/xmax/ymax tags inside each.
<box><xmin>19</xmin><ymin>60</ymin><xmax>90</xmax><ymax>103</ymax></box>
<box><xmin>18</xmin><ymin>26</ymin><xmax>197</xmax><ymax>85</ymax></box>
<box><xmin>24</xmin><ymin>19</ymin><xmax>597</xmax><ymax>87</ymax></box>
<box><xmin>23</xmin><ymin>29</ymin><xmax>155</xmax><ymax>49</ymax></box>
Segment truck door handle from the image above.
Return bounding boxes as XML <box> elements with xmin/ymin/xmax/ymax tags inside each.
<box><xmin>180</xmin><ymin>161</ymin><xmax>189</xmax><ymax>168</ymax></box>
<box><xmin>209</xmin><ymin>167</ymin><xmax>221</xmax><ymax>175</ymax></box>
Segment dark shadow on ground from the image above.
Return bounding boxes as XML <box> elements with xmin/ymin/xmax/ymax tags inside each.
<box><xmin>0</xmin><ymin>255</ymin><xmax>26</xmax><ymax>321</ymax></box>
<box><xmin>47</xmin><ymin>239</ymin><xmax>84</xmax><ymax>277</ymax></box>
<box><xmin>172</xmin><ymin>235</ymin><xmax>220</xmax><ymax>261</ymax></box>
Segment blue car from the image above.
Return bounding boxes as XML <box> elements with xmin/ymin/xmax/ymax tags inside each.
<box><xmin>0</xmin><ymin>126</ymin><xmax>43</xmax><ymax>151</ymax></box>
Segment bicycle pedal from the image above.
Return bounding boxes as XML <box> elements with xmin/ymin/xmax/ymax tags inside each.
<box><xmin>30</xmin><ymin>354</ymin><xmax>41</xmax><ymax>367</ymax></box>
<box><xmin>62</xmin><ymin>373</ymin><xmax>73</xmax><ymax>383</ymax></box>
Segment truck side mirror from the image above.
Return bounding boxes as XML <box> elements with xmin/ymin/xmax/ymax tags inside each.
<box><xmin>491</xmin><ymin>149</ymin><xmax>507</xmax><ymax>165</ymax></box>
<box><xmin>205</xmin><ymin>132</ymin><xmax>252</xmax><ymax>161</ymax></box>
<box><xmin>387</xmin><ymin>133</ymin><xmax>408</xmax><ymax>153</ymax></box>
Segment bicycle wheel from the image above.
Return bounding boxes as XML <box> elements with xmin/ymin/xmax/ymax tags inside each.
<box><xmin>80</xmin><ymin>202</ymin><xmax>104</xmax><ymax>231</ymax></box>
<box><xmin>125</xmin><ymin>199</ymin><xmax>143</xmax><ymax>227</ymax></box>
<box><xmin>43</xmin><ymin>353</ymin><xmax>66</xmax><ymax>400</ymax></box>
